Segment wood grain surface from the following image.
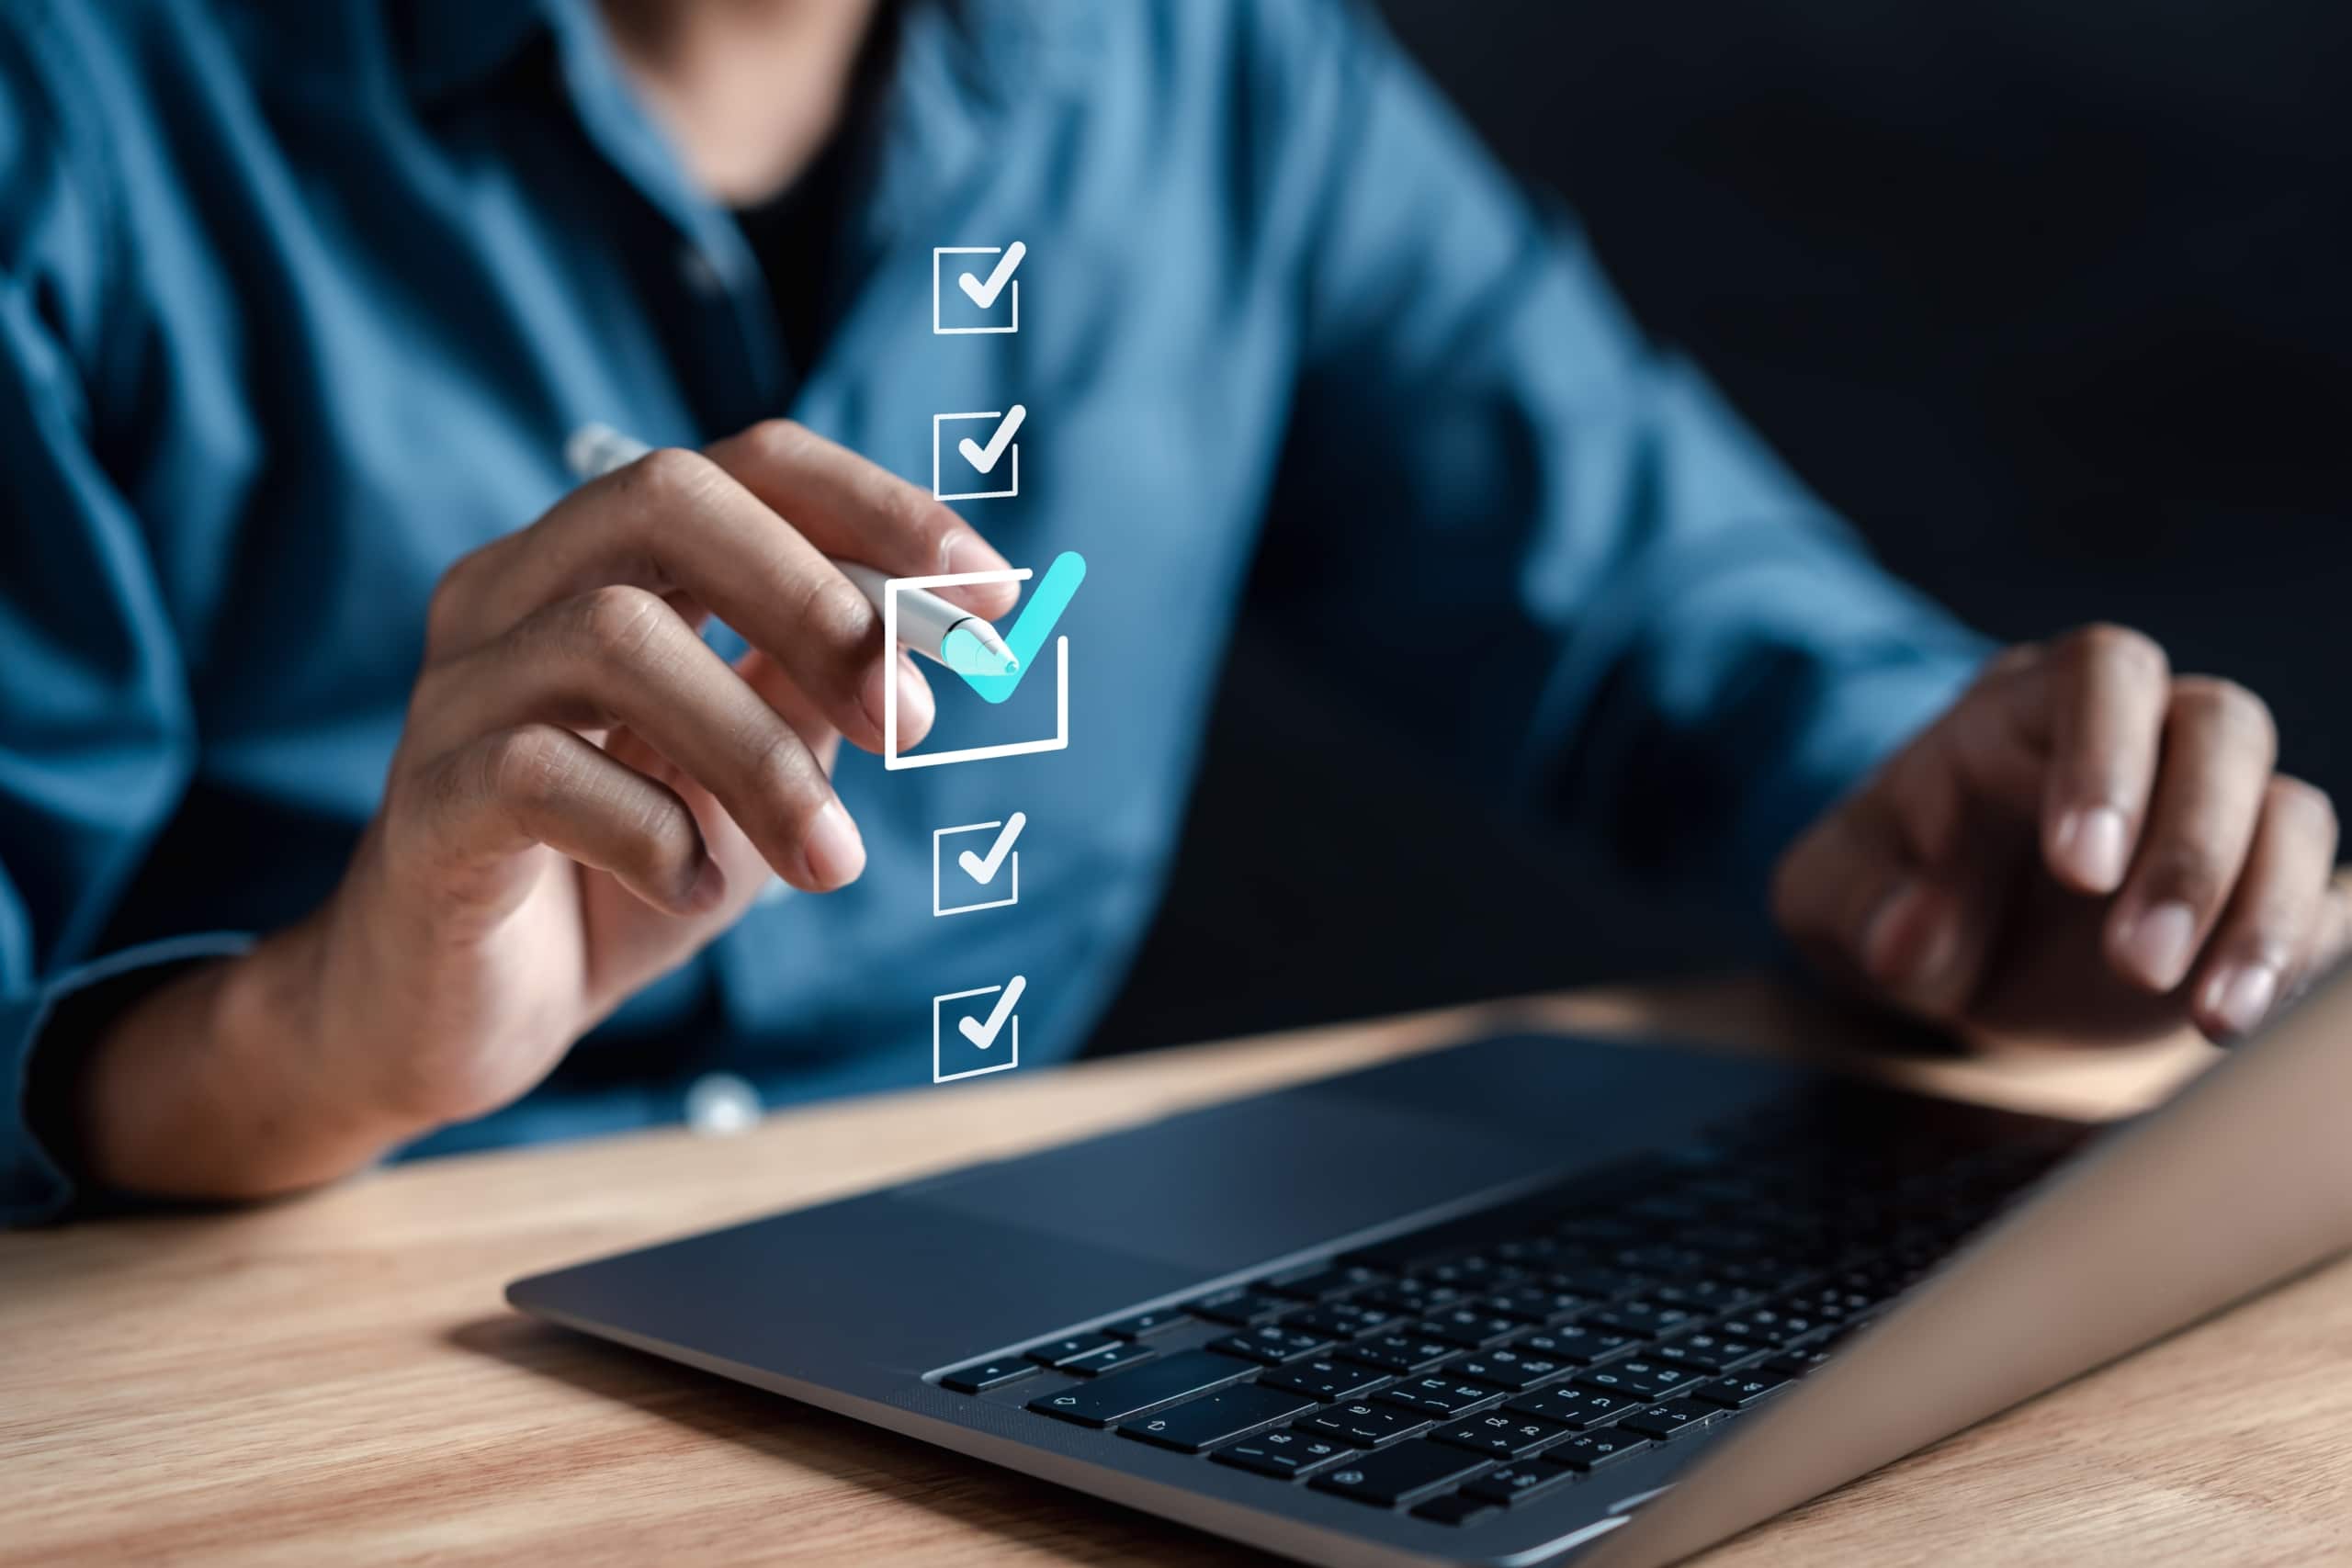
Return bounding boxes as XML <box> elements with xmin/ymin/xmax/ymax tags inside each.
<box><xmin>7</xmin><ymin>976</ymin><xmax>2344</xmax><ymax>1567</ymax></box>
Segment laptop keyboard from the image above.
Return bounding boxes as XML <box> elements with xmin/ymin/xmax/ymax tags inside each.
<box><xmin>935</xmin><ymin>1108</ymin><xmax>2077</xmax><ymax>1529</ymax></box>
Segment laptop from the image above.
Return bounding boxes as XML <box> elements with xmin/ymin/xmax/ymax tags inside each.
<box><xmin>508</xmin><ymin>965</ymin><xmax>2352</xmax><ymax>1567</ymax></box>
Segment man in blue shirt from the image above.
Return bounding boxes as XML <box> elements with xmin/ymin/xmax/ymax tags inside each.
<box><xmin>2</xmin><ymin>0</ymin><xmax>2343</xmax><ymax>1224</ymax></box>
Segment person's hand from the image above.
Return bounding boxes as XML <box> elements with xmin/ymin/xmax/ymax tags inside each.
<box><xmin>77</xmin><ymin>422</ymin><xmax>1020</xmax><ymax>1199</ymax></box>
<box><xmin>1773</xmin><ymin>625</ymin><xmax>2352</xmax><ymax>1047</ymax></box>
<box><xmin>311</xmin><ymin>422</ymin><xmax>1016</xmax><ymax>1127</ymax></box>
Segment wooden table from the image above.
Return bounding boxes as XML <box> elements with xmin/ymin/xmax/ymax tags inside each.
<box><xmin>7</xmin><ymin>976</ymin><xmax>2347</xmax><ymax>1567</ymax></box>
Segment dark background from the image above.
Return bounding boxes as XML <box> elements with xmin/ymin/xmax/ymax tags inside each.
<box><xmin>1088</xmin><ymin>0</ymin><xmax>2352</xmax><ymax>1055</ymax></box>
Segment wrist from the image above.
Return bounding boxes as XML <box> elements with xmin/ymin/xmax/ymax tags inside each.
<box><xmin>79</xmin><ymin>916</ymin><xmax>433</xmax><ymax>1200</ymax></box>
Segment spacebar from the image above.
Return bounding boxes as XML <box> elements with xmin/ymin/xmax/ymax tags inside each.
<box><xmin>1028</xmin><ymin>1349</ymin><xmax>1255</xmax><ymax>1427</ymax></box>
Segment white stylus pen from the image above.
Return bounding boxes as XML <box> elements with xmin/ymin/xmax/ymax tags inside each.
<box><xmin>562</xmin><ymin>423</ymin><xmax>1020</xmax><ymax>678</ymax></box>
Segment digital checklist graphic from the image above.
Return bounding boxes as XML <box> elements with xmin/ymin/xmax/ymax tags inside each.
<box><xmin>915</xmin><ymin>241</ymin><xmax>1068</xmax><ymax>1086</ymax></box>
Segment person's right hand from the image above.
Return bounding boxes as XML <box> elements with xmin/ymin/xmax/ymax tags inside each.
<box><xmin>327</xmin><ymin>421</ymin><xmax>1018</xmax><ymax>1129</ymax></box>
<box><xmin>80</xmin><ymin>423</ymin><xmax>1017</xmax><ymax>1196</ymax></box>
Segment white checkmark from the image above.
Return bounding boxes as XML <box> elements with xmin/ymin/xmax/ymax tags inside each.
<box><xmin>957</xmin><ymin>975</ymin><xmax>1026</xmax><ymax>1049</ymax></box>
<box><xmin>956</xmin><ymin>812</ymin><xmax>1026</xmax><ymax>885</ymax></box>
<box><xmin>956</xmin><ymin>404</ymin><xmax>1025</xmax><ymax>475</ymax></box>
<box><xmin>956</xmin><ymin>242</ymin><xmax>1026</xmax><ymax>309</ymax></box>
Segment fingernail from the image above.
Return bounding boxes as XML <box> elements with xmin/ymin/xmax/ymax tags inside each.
<box><xmin>2057</xmin><ymin>806</ymin><xmax>2130</xmax><ymax>892</ymax></box>
<box><xmin>894</xmin><ymin>652</ymin><xmax>934</xmax><ymax>736</ymax></box>
<box><xmin>2203</xmin><ymin>962</ymin><xmax>2279</xmax><ymax>1038</ymax></box>
<box><xmin>2119</xmin><ymin>900</ymin><xmax>2198</xmax><ymax>989</ymax></box>
<box><xmin>800</xmin><ymin>799</ymin><xmax>865</xmax><ymax>889</ymax></box>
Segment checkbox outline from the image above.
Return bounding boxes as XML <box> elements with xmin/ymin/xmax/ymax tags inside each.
<box><xmin>932</xmin><ymin>983</ymin><xmax>1021</xmax><ymax>1083</ymax></box>
<box><xmin>883</xmin><ymin>566</ymin><xmax>1070</xmax><ymax>770</ymax></box>
<box><xmin>932</xmin><ymin>245</ymin><xmax>1020</xmax><ymax>335</ymax></box>
<box><xmin>932</xmin><ymin>818</ymin><xmax>1021</xmax><ymax>917</ymax></box>
<box><xmin>933</xmin><ymin>410</ymin><xmax>1021</xmax><ymax>501</ymax></box>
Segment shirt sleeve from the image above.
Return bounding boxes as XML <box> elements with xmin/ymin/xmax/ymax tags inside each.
<box><xmin>0</xmin><ymin>13</ymin><xmax>220</xmax><ymax>1225</ymax></box>
<box><xmin>1253</xmin><ymin>0</ymin><xmax>1991</xmax><ymax>922</ymax></box>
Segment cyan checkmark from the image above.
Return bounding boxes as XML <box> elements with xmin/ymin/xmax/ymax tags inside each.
<box><xmin>956</xmin><ymin>404</ymin><xmax>1025</xmax><ymax>475</ymax></box>
<box><xmin>956</xmin><ymin>241</ymin><xmax>1026</xmax><ymax>310</ymax></box>
<box><xmin>955</xmin><ymin>551</ymin><xmax>1087</xmax><ymax>705</ymax></box>
<box><xmin>957</xmin><ymin>975</ymin><xmax>1026</xmax><ymax>1049</ymax></box>
<box><xmin>956</xmin><ymin>812</ymin><xmax>1026</xmax><ymax>885</ymax></box>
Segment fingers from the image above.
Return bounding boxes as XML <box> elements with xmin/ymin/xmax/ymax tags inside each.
<box><xmin>705</xmin><ymin>421</ymin><xmax>1019</xmax><ymax>619</ymax></box>
<box><xmin>424</xmin><ymin>423</ymin><xmax>1006</xmax><ymax>758</ymax></box>
<box><xmin>2030</xmin><ymin>625</ymin><xmax>2171</xmax><ymax>895</ymax></box>
<box><xmin>420</xmin><ymin>724</ymin><xmax>727</xmax><ymax>917</ymax></box>
<box><xmin>414</xmin><ymin>585</ymin><xmax>865</xmax><ymax>892</ymax></box>
<box><xmin>1772</xmin><ymin>779</ymin><xmax>2027</xmax><ymax>1022</ymax></box>
<box><xmin>2187</xmin><ymin>776</ymin><xmax>2338</xmax><ymax>1037</ymax></box>
<box><xmin>2104</xmin><ymin>677</ymin><xmax>2278</xmax><ymax>993</ymax></box>
<box><xmin>1772</xmin><ymin>804</ymin><xmax>1917</xmax><ymax>991</ymax></box>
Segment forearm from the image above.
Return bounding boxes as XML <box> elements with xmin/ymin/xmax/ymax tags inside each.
<box><xmin>74</xmin><ymin>919</ymin><xmax>425</xmax><ymax>1201</ymax></box>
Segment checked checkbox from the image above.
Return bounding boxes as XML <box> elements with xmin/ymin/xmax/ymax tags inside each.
<box><xmin>933</xmin><ymin>242</ymin><xmax>1024</xmax><ymax>333</ymax></box>
<box><xmin>933</xmin><ymin>812</ymin><xmax>1027</xmax><ymax>917</ymax></box>
<box><xmin>933</xmin><ymin>976</ymin><xmax>1025</xmax><ymax>1083</ymax></box>
<box><xmin>933</xmin><ymin>405</ymin><xmax>1025</xmax><ymax>501</ymax></box>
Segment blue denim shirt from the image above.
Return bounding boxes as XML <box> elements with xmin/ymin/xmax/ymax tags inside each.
<box><xmin>0</xmin><ymin>0</ymin><xmax>1986</xmax><ymax>1223</ymax></box>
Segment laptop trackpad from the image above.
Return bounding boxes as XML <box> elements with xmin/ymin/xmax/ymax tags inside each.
<box><xmin>905</xmin><ymin>1090</ymin><xmax>1558</xmax><ymax>1275</ymax></box>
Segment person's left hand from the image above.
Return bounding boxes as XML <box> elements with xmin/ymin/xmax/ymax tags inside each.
<box><xmin>1773</xmin><ymin>624</ymin><xmax>2352</xmax><ymax>1047</ymax></box>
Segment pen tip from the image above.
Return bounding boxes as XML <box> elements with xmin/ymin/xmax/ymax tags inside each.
<box><xmin>941</xmin><ymin>625</ymin><xmax>1020</xmax><ymax>678</ymax></box>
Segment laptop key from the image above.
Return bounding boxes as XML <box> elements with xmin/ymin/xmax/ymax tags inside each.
<box><xmin>1463</xmin><ymin>1458</ymin><xmax>1577</xmax><ymax>1506</ymax></box>
<box><xmin>1503</xmin><ymin>1386</ymin><xmax>1637</xmax><ymax>1429</ymax></box>
<box><xmin>1284</xmin><ymin>1301</ymin><xmax>1402</xmax><ymax>1339</ymax></box>
<box><xmin>1213</xmin><ymin>1427</ymin><xmax>1355</xmax><ymax>1480</ymax></box>
<box><xmin>1483</xmin><ymin>1286</ymin><xmax>1592</xmax><ymax>1325</ymax></box>
<box><xmin>1693</xmin><ymin>1371</ymin><xmax>1792</xmax><ymax>1409</ymax></box>
<box><xmin>1549</xmin><ymin>1429</ymin><xmax>1652</xmax><ymax>1472</ymax></box>
<box><xmin>1059</xmin><ymin>1340</ymin><xmax>1158</xmax><ymax>1377</ymax></box>
<box><xmin>1651</xmin><ymin>1329</ymin><xmax>1766</xmax><ymax>1374</ymax></box>
<box><xmin>1510</xmin><ymin>1325</ymin><xmax>1639</xmax><ymax>1367</ymax></box>
<box><xmin>1648</xmin><ymin>1277</ymin><xmax>1760</xmax><ymax>1314</ymax></box>
<box><xmin>1118</xmin><ymin>1382</ymin><xmax>1318</xmax><ymax>1452</ymax></box>
<box><xmin>1410</xmin><ymin>1491</ymin><xmax>1503</xmax><ymax>1527</ymax></box>
<box><xmin>1583</xmin><ymin>1300</ymin><xmax>1700</xmax><ymax>1339</ymax></box>
<box><xmin>1309</xmin><ymin>1439</ymin><xmax>1492</xmax><ymax>1507</ymax></box>
<box><xmin>1429</xmin><ymin>1410</ymin><xmax>1574</xmax><ymax>1459</ymax></box>
<box><xmin>1361</xmin><ymin>1279</ymin><xmax>1464</xmax><ymax>1314</ymax></box>
<box><xmin>1267</xmin><ymin>1264</ymin><xmax>1383</xmax><ymax>1302</ymax></box>
<box><xmin>940</xmin><ymin>1357</ymin><xmax>1038</xmax><ymax>1393</ymax></box>
<box><xmin>1189</xmin><ymin>1288</ymin><xmax>1292</xmax><ymax>1325</ymax></box>
<box><xmin>1102</xmin><ymin>1308</ymin><xmax>1189</xmax><ymax>1339</ymax></box>
<box><xmin>1417</xmin><ymin>1308</ymin><xmax>1523</xmax><ymax>1348</ymax></box>
<box><xmin>1345</xmin><ymin>1334</ymin><xmax>1459</xmax><ymax>1374</ymax></box>
<box><xmin>1027</xmin><ymin>1332</ymin><xmax>1120</xmax><ymax>1368</ymax></box>
<box><xmin>1210</xmin><ymin>1325</ymin><xmax>1337</xmax><ymax>1365</ymax></box>
<box><xmin>1575</xmin><ymin>1359</ymin><xmax>1703</xmax><ymax>1402</ymax></box>
<box><xmin>1026</xmin><ymin>1349</ymin><xmax>1255</xmax><ymax>1427</ymax></box>
<box><xmin>1260</xmin><ymin>1357</ymin><xmax>1390</xmax><ymax>1403</ymax></box>
<box><xmin>1376</xmin><ymin>1375</ymin><xmax>1509</xmax><ymax>1418</ymax></box>
<box><xmin>1763</xmin><ymin>1343</ymin><xmax>1838</xmax><ymax>1378</ymax></box>
<box><xmin>1295</xmin><ymin>1401</ymin><xmax>1433</xmax><ymax>1449</ymax></box>
<box><xmin>1442</xmin><ymin>1347</ymin><xmax>1571</xmax><ymax>1392</ymax></box>
<box><xmin>1615</xmin><ymin>1398</ymin><xmax>1716</xmax><ymax>1440</ymax></box>
<box><xmin>1546</xmin><ymin>1266</ymin><xmax>1649</xmax><ymax>1302</ymax></box>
